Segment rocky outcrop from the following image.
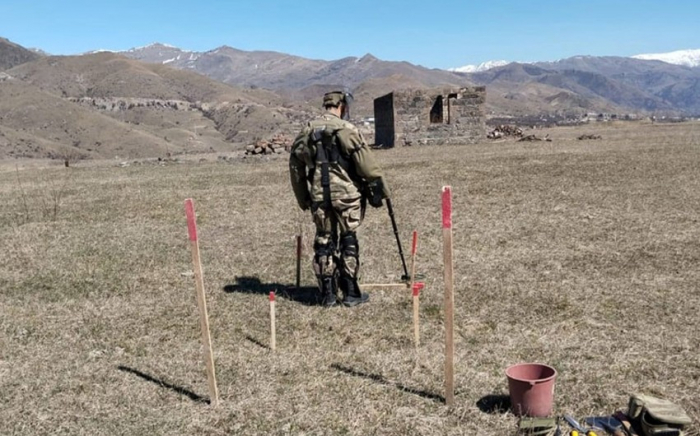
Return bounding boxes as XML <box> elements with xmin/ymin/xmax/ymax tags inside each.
<box><xmin>487</xmin><ymin>125</ymin><xmax>523</xmax><ymax>139</ymax></box>
<box><xmin>68</xmin><ymin>97</ymin><xmax>194</xmax><ymax>112</ymax></box>
<box><xmin>244</xmin><ymin>134</ymin><xmax>292</xmax><ymax>155</ymax></box>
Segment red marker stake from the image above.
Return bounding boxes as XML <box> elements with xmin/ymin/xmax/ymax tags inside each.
<box><xmin>412</xmin><ymin>282</ymin><xmax>424</xmax><ymax>347</ymax></box>
<box><xmin>184</xmin><ymin>198</ymin><xmax>220</xmax><ymax>406</ymax></box>
<box><xmin>442</xmin><ymin>186</ymin><xmax>455</xmax><ymax>407</ymax></box>
<box><xmin>269</xmin><ymin>291</ymin><xmax>276</xmax><ymax>351</ymax></box>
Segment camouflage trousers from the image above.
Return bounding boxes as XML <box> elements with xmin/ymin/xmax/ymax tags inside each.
<box><xmin>311</xmin><ymin>197</ymin><xmax>363</xmax><ymax>282</ymax></box>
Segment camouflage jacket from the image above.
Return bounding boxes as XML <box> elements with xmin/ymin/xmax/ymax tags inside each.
<box><xmin>289</xmin><ymin>112</ymin><xmax>389</xmax><ymax>209</ymax></box>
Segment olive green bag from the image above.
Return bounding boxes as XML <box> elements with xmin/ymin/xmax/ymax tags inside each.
<box><xmin>518</xmin><ymin>417</ymin><xmax>558</xmax><ymax>435</ymax></box>
<box><xmin>628</xmin><ymin>394</ymin><xmax>692</xmax><ymax>436</ymax></box>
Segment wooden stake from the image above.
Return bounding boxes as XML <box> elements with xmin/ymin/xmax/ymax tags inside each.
<box><xmin>442</xmin><ymin>186</ymin><xmax>455</xmax><ymax>407</ymax></box>
<box><xmin>269</xmin><ymin>291</ymin><xmax>276</xmax><ymax>351</ymax></box>
<box><xmin>409</xmin><ymin>230</ymin><xmax>420</xmax><ymax>347</ymax></box>
<box><xmin>412</xmin><ymin>283</ymin><xmax>423</xmax><ymax>347</ymax></box>
<box><xmin>361</xmin><ymin>283</ymin><xmax>409</xmax><ymax>290</ymax></box>
<box><xmin>184</xmin><ymin>199</ymin><xmax>220</xmax><ymax>406</ymax></box>
<box><xmin>409</xmin><ymin>230</ymin><xmax>418</xmax><ymax>287</ymax></box>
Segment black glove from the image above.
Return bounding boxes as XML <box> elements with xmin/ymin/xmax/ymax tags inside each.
<box><xmin>367</xmin><ymin>179</ymin><xmax>384</xmax><ymax>208</ymax></box>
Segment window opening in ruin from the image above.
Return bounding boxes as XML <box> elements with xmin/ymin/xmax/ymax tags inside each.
<box><xmin>430</xmin><ymin>96</ymin><xmax>444</xmax><ymax>123</ymax></box>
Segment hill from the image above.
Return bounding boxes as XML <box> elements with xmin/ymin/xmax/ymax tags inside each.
<box><xmin>0</xmin><ymin>37</ymin><xmax>41</xmax><ymax>71</ymax></box>
<box><xmin>8</xmin><ymin>52</ymin><xmax>287</xmax><ymax>103</ymax></box>
<box><xmin>463</xmin><ymin>63</ymin><xmax>622</xmax><ymax>117</ymax></box>
<box><xmin>532</xmin><ymin>56</ymin><xmax>700</xmax><ymax>113</ymax></box>
<box><xmin>2</xmin><ymin>52</ymin><xmax>315</xmax><ymax>159</ymax></box>
<box><xmin>462</xmin><ymin>57</ymin><xmax>700</xmax><ymax>116</ymax></box>
<box><xmin>0</xmin><ymin>75</ymin><xmax>210</xmax><ymax>160</ymax></box>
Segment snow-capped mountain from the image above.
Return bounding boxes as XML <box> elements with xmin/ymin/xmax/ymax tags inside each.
<box><xmin>84</xmin><ymin>43</ymin><xmax>191</xmax><ymax>59</ymax></box>
<box><xmin>449</xmin><ymin>60</ymin><xmax>509</xmax><ymax>73</ymax></box>
<box><xmin>453</xmin><ymin>49</ymin><xmax>700</xmax><ymax>73</ymax></box>
<box><xmin>632</xmin><ymin>49</ymin><xmax>700</xmax><ymax>68</ymax></box>
<box><xmin>121</xmin><ymin>43</ymin><xmax>199</xmax><ymax>65</ymax></box>
<box><xmin>125</xmin><ymin>42</ymin><xmax>181</xmax><ymax>53</ymax></box>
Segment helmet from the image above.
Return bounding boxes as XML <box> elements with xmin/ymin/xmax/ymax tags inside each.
<box><xmin>323</xmin><ymin>90</ymin><xmax>354</xmax><ymax>121</ymax></box>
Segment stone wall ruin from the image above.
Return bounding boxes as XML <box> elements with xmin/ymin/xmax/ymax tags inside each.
<box><xmin>373</xmin><ymin>86</ymin><xmax>485</xmax><ymax>147</ymax></box>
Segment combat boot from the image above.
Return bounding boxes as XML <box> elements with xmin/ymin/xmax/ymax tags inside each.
<box><xmin>338</xmin><ymin>276</ymin><xmax>369</xmax><ymax>307</ymax></box>
<box><xmin>320</xmin><ymin>276</ymin><xmax>337</xmax><ymax>307</ymax></box>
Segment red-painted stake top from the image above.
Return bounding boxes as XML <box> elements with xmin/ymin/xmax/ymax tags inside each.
<box><xmin>442</xmin><ymin>186</ymin><xmax>452</xmax><ymax>229</ymax></box>
<box><xmin>184</xmin><ymin>199</ymin><xmax>198</xmax><ymax>242</ymax></box>
<box><xmin>269</xmin><ymin>291</ymin><xmax>275</xmax><ymax>302</ymax></box>
<box><xmin>412</xmin><ymin>282</ymin><xmax>425</xmax><ymax>297</ymax></box>
<box><xmin>411</xmin><ymin>230</ymin><xmax>418</xmax><ymax>256</ymax></box>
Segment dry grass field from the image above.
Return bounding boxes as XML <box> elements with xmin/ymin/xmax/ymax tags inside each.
<box><xmin>1</xmin><ymin>121</ymin><xmax>698</xmax><ymax>435</ymax></box>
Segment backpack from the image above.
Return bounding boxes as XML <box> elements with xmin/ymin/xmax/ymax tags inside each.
<box><xmin>628</xmin><ymin>393</ymin><xmax>692</xmax><ymax>436</ymax></box>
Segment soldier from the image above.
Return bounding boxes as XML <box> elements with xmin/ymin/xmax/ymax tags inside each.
<box><xmin>289</xmin><ymin>91</ymin><xmax>391</xmax><ymax>307</ymax></box>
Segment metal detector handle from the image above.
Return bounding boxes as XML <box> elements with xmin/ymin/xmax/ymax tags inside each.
<box><xmin>386</xmin><ymin>198</ymin><xmax>410</xmax><ymax>280</ymax></box>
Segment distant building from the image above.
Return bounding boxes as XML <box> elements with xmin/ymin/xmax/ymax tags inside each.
<box><xmin>373</xmin><ymin>86</ymin><xmax>486</xmax><ymax>147</ymax></box>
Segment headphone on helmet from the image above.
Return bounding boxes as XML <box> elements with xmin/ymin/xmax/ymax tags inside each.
<box><xmin>323</xmin><ymin>90</ymin><xmax>354</xmax><ymax>120</ymax></box>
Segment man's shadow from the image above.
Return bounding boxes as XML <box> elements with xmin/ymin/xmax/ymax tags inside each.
<box><xmin>223</xmin><ymin>276</ymin><xmax>321</xmax><ymax>306</ymax></box>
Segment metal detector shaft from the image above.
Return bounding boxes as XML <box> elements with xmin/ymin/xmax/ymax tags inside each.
<box><xmin>386</xmin><ymin>198</ymin><xmax>410</xmax><ymax>280</ymax></box>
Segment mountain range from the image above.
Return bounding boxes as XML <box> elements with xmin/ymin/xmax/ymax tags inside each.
<box><xmin>452</xmin><ymin>49</ymin><xmax>700</xmax><ymax>72</ymax></box>
<box><xmin>1</xmin><ymin>37</ymin><xmax>699</xmax><ymax>160</ymax></box>
<box><xmin>469</xmin><ymin>56</ymin><xmax>700</xmax><ymax>115</ymax></box>
<box><xmin>117</xmin><ymin>43</ymin><xmax>700</xmax><ymax>115</ymax></box>
<box><xmin>119</xmin><ymin>43</ymin><xmax>467</xmax><ymax>94</ymax></box>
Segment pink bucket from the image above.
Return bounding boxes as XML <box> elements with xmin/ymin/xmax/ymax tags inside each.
<box><xmin>505</xmin><ymin>363</ymin><xmax>557</xmax><ymax>417</ymax></box>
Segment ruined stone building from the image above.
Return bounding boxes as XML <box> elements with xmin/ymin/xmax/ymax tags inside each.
<box><xmin>373</xmin><ymin>86</ymin><xmax>485</xmax><ymax>147</ymax></box>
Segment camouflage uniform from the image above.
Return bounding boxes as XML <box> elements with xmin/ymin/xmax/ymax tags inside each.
<box><xmin>290</xmin><ymin>96</ymin><xmax>390</xmax><ymax>305</ymax></box>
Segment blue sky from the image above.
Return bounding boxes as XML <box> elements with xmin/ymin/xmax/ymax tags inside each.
<box><xmin>3</xmin><ymin>0</ymin><xmax>698</xmax><ymax>69</ymax></box>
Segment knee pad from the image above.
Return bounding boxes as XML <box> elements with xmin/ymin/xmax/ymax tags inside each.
<box><xmin>340</xmin><ymin>232</ymin><xmax>358</xmax><ymax>257</ymax></box>
<box><xmin>313</xmin><ymin>239</ymin><xmax>336</xmax><ymax>278</ymax></box>
<box><xmin>314</xmin><ymin>238</ymin><xmax>335</xmax><ymax>257</ymax></box>
<box><xmin>339</xmin><ymin>232</ymin><xmax>359</xmax><ymax>278</ymax></box>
